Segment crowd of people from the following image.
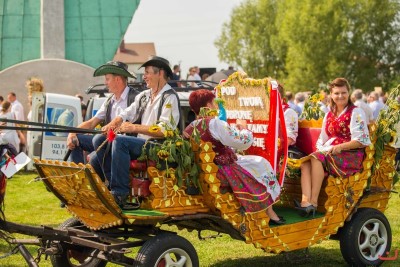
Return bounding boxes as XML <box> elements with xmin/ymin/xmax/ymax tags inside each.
<box><xmin>1</xmin><ymin>57</ymin><xmax>398</xmax><ymax>224</ymax></box>
<box><xmin>284</xmin><ymin>86</ymin><xmax>388</xmax><ymax>123</ymax></box>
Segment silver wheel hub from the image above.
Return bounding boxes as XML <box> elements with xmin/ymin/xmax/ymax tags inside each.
<box><xmin>370</xmin><ymin>234</ymin><xmax>378</xmax><ymax>246</ymax></box>
<box><xmin>358</xmin><ymin>219</ymin><xmax>388</xmax><ymax>261</ymax></box>
<box><xmin>155</xmin><ymin>248</ymin><xmax>192</xmax><ymax>267</ymax></box>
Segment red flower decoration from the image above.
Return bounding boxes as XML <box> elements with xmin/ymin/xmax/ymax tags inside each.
<box><xmin>107</xmin><ymin>129</ymin><xmax>116</xmax><ymax>143</ymax></box>
<box><xmin>5</xmin><ymin>156</ymin><xmax>16</xmax><ymax>170</ymax></box>
<box><xmin>269</xmin><ymin>180</ymin><xmax>275</xmax><ymax>186</ymax></box>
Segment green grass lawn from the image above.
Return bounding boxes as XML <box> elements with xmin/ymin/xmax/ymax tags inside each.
<box><xmin>0</xmin><ymin>171</ymin><xmax>399</xmax><ymax>266</ymax></box>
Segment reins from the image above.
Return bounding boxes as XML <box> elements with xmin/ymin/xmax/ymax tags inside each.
<box><xmin>0</xmin><ymin>118</ymin><xmax>100</xmax><ymax>134</ymax></box>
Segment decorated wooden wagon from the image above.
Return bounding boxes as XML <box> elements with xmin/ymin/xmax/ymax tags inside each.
<box><xmin>1</xmin><ymin>72</ymin><xmax>399</xmax><ymax>267</ymax></box>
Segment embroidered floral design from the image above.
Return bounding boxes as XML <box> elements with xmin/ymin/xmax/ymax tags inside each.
<box><xmin>259</xmin><ymin>171</ymin><xmax>278</xmax><ymax>192</ymax></box>
<box><xmin>287</xmin><ymin>118</ymin><xmax>297</xmax><ymax>132</ymax></box>
<box><xmin>224</xmin><ymin>124</ymin><xmax>252</xmax><ymax>144</ymax></box>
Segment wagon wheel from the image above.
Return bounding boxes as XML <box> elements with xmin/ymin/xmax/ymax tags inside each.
<box><xmin>135</xmin><ymin>232</ymin><xmax>199</xmax><ymax>267</ymax></box>
<box><xmin>50</xmin><ymin>218</ymin><xmax>106</xmax><ymax>267</ymax></box>
<box><xmin>340</xmin><ymin>208</ymin><xmax>392</xmax><ymax>266</ymax></box>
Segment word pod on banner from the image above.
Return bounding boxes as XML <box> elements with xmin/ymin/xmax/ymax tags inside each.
<box><xmin>216</xmin><ymin>73</ymin><xmax>271</xmax><ymax>161</ymax></box>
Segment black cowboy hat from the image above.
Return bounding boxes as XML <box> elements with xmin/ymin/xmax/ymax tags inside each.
<box><xmin>93</xmin><ymin>61</ymin><xmax>136</xmax><ymax>78</ymax></box>
<box><xmin>140</xmin><ymin>56</ymin><xmax>173</xmax><ymax>78</ymax></box>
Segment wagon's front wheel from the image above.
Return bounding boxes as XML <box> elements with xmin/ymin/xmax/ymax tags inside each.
<box><xmin>50</xmin><ymin>218</ymin><xmax>107</xmax><ymax>267</ymax></box>
<box><xmin>135</xmin><ymin>232</ymin><xmax>199</xmax><ymax>267</ymax></box>
<box><xmin>340</xmin><ymin>208</ymin><xmax>391</xmax><ymax>267</ymax></box>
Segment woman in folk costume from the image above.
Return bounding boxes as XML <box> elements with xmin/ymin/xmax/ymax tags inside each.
<box><xmin>297</xmin><ymin>78</ymin><xmax>371</xmax><ymax>216</ymax></box>
<box><xmin>184</xmin><ymin>89</ymin><xmax>284</xmax><ymax>225</ymax></box>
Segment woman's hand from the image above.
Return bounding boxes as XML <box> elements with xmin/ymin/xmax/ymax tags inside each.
<box><xmin>331</xmin><ymin>144</ymin><xmax>343</xmax><ymax>155</ymax></box>
<box><xmin>236</xmin><ymin>119</ymin><xmax>247</xmax><ymax>130</ymax></box>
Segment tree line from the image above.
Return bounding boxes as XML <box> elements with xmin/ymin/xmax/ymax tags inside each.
<box><xmin>215</xmin><ymin>0</ymin><xmax>400</xmax><ymax>92</ymax></box>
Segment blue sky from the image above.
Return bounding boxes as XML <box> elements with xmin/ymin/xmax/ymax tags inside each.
<box><xmin>124</xmin><ymin>0</ymin><xmax>243</xmax><ymax>77</ymax></box>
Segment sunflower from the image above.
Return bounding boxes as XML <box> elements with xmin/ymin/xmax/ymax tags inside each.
<box><xmin>157</xmin><ymin>150</ymin><xmax>169</xmax><ymax>160</ymax></box>
<box><xmin>206</xmin><ymin>110</ymin><xmax>218</xmax><ymax>117</ymax></box>
<box><xmin>164</xmin><ymin>130</ymin><xmax>175</xmax><ymax>138</ymax></box>
<box><xmin>176</xmin><ymin>141</ymin><xmax>183</xmax><ymax>147</ymax></box>
<box><xmin>149</xmin><ymin>125</ymin><xmax>161</xmax><ymax>133</ymax></box>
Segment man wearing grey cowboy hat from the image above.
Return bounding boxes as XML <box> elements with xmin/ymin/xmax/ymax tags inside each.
<box><xmin>67</xmin><ymin>61</ymin><xmax>139</xmax><ymax>181</ymax></box>
<box><xmin>92</xmin><ymin>56</ymin><xmax>180</xmax><ymax>210</ymax></box>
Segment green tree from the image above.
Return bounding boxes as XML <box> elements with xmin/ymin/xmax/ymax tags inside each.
<box><xmin>216</xmin><ymin>0</ymin><xmax>400</xmax><ymax>92</ymax></box>
<box><xmin>215</xmin><ymin>0</ymin><xmax>285</xmax><ymax>79</ymax></box>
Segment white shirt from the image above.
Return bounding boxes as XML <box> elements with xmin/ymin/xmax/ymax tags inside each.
<box><xmin>193</xmin><ymin>73</ymin><xmax>201</xmax><ymax>80</ymax></box>
<box><xmin>318</xmin><ymin>102</ymin><xmax>329</xmax><ymax>114</ymax></box>
<box><xmin>288</xmin><ymin>100</ymin><xmax>302</xmax><ymax>116</ymax></box>
<box><xmin>207</xmin><ymin>118</ymin><xmax>253</xmax><ymax>150</ymax></box>
<box><xmin>119</xmin><ymin>84</ymin><xmax>180</xmax><ymax>140</ymax></box>
<box><xmin>0</xmin><ymin>111</ymin><xmax>20</xmax><ymax>149</ymax></box>
<box><xmin>11</xmin><ymin>99</ymin><xmax>25</xmax><ymax>121</ymax></box>
<box><xmin>95</xmin><ymin>86</ymin><xmax>130</xmax><ymax>121</ymax></box>
<box><xmin>284</xmin><ymin>108</ymin><xmax>298</xmax><ymax>143</ymax></box>
<box><xmin>369</xmin><ymin>100</ymin><xmax>385</xmax><ymax>120</ymax></box>
<box><xmin>354</xmin><ymin>99</ymin><xmax>374</xmax><ymax>124</ymax></box>
<box><xmin>316</xmin><ymin>107</ymin><xmax>371</xmax><ymax>152</ymax></box>
<box><xmin>187</xmin><ymin>75</ymin><xmax>199</xmax><ymax>87</ymax></box>
<box><xmin>297</xmin><ymin>101</ymin><xmax>305</xmax><ymax>113</ymax></box>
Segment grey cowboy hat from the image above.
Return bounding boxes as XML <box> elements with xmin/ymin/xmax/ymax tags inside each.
<box><xmin>140</xmin><ymin>56</ymin><xmax>173</xmax><ymax>78</ymax></box>
<box><xmin>93</xmin><ymin>61</ymin><xmax>136</xmax><ymax>78</ymax></box>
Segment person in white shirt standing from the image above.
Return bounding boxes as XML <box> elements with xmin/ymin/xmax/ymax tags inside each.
<box><xmin>285</xmin><ymin>91</ymin><xmax>302</xmax><ymax>116</ymax></box>
<box><xmin>294</xmin><ymin>92</ymin><xmax>306</xmax><ymax>114</ymax></box>
<box><xmin>352</xmin><ymin>89</ymin><xmax>374</xmax><ymax>124</ymax></box>
<box><xmin>7</xmin><ymin>92</ymin><xmax>25</xmax><ymax>121</ymax></box>
<box><xmin>368</xmin><ymin>91</ymin><xmax>385</xmax><ymax>120</ymax></box>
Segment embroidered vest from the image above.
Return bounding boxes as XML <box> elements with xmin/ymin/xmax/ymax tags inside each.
<box><xmin>325</xmin><ymin>105</ymin><xmax>356</xmax><ymax>145</ymax></box>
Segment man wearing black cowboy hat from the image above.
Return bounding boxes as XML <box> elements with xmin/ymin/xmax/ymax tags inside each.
<box><xmin>92</xmin><ymin>56</ymin><xmax>180</xmax><ymax>209</ymax></box>
<box><xmin>67</xmin><ymin>61</ymin><xmax>138</xmax><ymax>179</ymax></box>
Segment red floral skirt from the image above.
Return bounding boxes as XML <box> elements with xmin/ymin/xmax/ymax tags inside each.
<box><xmin>311</xmin><ymin>148</ymin><xmax>365</xmax><ymax>178</ymax></box>
<box><xmin>217</xmin><ymin>163</ymin><xmax>274</xmax><ymax>213</ymax></box>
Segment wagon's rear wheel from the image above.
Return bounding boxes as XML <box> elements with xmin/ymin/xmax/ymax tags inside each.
<box><xmin>340</xmin><ymin>208</ymin><xmax>391</xmax><ymax>267</ymax></box>
<box><xmin>135</xmin><ymin>232</ymin><xmax>199</xmax><ymax>267</ymax></box>
<box><xmin>50</xmin><ymin>218</ymin><xmax>107</xmax><ymax>267</ymax></box>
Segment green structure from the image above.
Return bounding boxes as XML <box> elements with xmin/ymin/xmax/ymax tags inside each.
<box><xmin>65</xmin><ymin>0</ymin><xmax>140</xmax><ymax>68</ymax></box>
<box><xmin>0</xmin><ymin>0</ymin><xmax>141</xmax><ymax>112</ymax></box>
<box><xmin>0</xmin><ymin>0</ymin><xmax>41</xmax><ymax>70</ymax></box>
<box><xmin>0</xmin><ymin>0</ymin><xmax>140</xmax><ymax>70</ymax></box>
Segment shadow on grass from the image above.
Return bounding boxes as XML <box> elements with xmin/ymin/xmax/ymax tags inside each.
<box><xmin>209</xmin><ymin>247</ymin><xmax>349</xmax><ymax>267</ymax></box>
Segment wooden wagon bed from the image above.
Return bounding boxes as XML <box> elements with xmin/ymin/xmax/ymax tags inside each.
<box><xmin>33</xmin><ymin>124</ymin><xmax>397</xmax><ymax>254</ymax></box>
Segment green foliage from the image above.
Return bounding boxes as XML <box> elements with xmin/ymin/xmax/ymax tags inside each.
<box><xmin>138</xmin><ymin>117</ymin><xmax>200</xmax><ymax>189</ymax></box>
<box><xmin>300</xmin><ymin>92</ymin><xmax>326</xmax><ymax>120</ymax></box>
<box><xmin>216</xmin><ymin>0</ymin><xmax>400</xmax><ymax>92</ymax></box>
<box><xmin>371</xmin><ymin>84</ymin><xmax>400</xmax><ymax>181</ymax></box>
<box><xmin>215</xmin><ymin>0</ymin><xmax>284</xmax><ymax>79</ymax></box>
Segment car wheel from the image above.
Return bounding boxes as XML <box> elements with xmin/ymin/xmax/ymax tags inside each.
<box><xmin>50</xmin><ymin>218</ymin><xmax>107</xmax><ymax>267</ymax></box>
<box><xmin>135</xmin><ymin>232</ymin><xmax>199</xmax><ymax>267</ymax></box>
<box><xmin>340</xmin><ymin>208</ymin><xmax>391</xmax><ymax>267</ymax></box>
